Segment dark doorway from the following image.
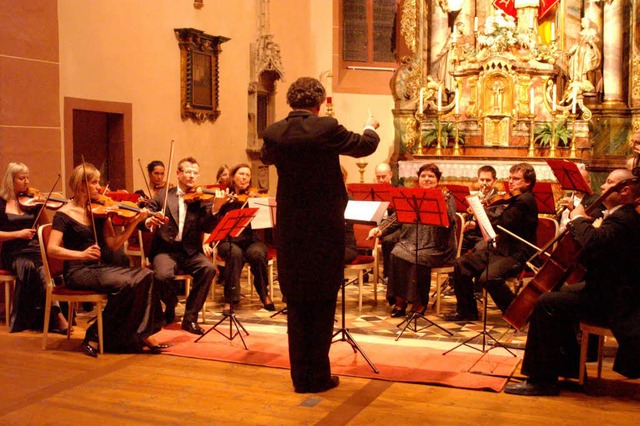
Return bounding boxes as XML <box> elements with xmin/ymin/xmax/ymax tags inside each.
<box><xmin>64</xmin><ymin>98</ymin><xmax>133</xmax><ymax>194</ymax></box>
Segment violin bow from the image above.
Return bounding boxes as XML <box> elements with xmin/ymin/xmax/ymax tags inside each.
<box><xmin>31</xmin><ymin>173</ymin><xmax>62</xmax><ymax>229</ymax></box>
<box><xmin>137</xmin><ymin>158</ymin><xmax>153</xmax><ymax>199</ymax></box>
<box><xmin>161</xmin><ymin>140</ymin><xmax>175</xmax><ymax>218</ymax></box>
<box><xmin>81</xmin><ymin>155</ymin><xmax>99</xmax><ymax>246</ymax></box>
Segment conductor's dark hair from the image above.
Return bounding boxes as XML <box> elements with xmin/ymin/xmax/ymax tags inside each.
<box><xmin>417</xmin><ymin>163</ymin><xmax>442</xmax><ymax>182</ymax></box>
<box><xmin>286</xmin><ymin>77</ymin><xmax>326</xmax><ymax>108</ymax></box>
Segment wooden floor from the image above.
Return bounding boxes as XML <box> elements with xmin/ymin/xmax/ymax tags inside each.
<box><xmin>1</xmin><ymin>323</ymin><xmax>639</xmax><ymax>426</ymax></box>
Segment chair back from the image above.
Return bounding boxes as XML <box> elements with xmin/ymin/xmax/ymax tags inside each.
<box><xmin>137</xmin><ymin>229</ymin><xmax>155</xmax><ymax>268</ymax></box>
<box><xmin>536</xmin><ymin>216</ymin><xmax>559</xmax><ymax>250</ymax></box>
<box><xmin>353</xmin><ymin>224</ymin><xmax>377</xmax><ymax>251</ymax></box>
<box><xmin>38</xmin><ymin>224</ymin><xmax>64</xmax><ymax>285</ymax></box>
<box><xmin>453</xmin><ymin>212</ymin><xmax>465</xmax><ymax>258</ymax></box>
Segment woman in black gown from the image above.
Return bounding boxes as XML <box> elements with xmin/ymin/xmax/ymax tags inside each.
<box><xmin>0</xmin><ymin>162</ymin><xmax>69</xmax><ymax>333</ymax></box>
<box><xmin>215</xmin><ymin>163</ymin><xmax>274</xmax><ymax>315</ymax></box>
<box><xmin>47</xmin><ymin>163</ymin><xmax>168</xmax><ymax>357</ymax></box>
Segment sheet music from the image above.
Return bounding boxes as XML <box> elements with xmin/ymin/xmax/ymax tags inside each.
<box><xmin>466</xmin><ymin>195</ymin><xmax>497</xmax><ymax>242</ymax></box>
<box><xmin>344</xmin><ymin>200</ymin><xmax>390</xmax><ymax>224</ymax></box>
<box><xmin>247</xmin><ymin>197</ymin><xmax>276</xmax><ymax>229</ymax></box>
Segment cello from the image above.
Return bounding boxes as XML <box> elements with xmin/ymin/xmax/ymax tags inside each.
<box><xmin>503</xmin><ymin>176</ymin><xmax>640</xmax><ymax>330</ymax></box>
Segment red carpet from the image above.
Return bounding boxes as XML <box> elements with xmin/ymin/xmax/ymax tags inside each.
<box><xmin>155</xmin><ymin>323</ymin><xmax>521</xmax><ymax>392</ymax></box>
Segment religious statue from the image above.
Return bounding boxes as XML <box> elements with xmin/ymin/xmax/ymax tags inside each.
<box><xmin>566</xmin><ymin>17</ymin><xmax>601</xmax><ymax>90</ymax></box>
<box><xmin>433</xmin><ymin>22</ymin><xmax>466</xmax><ymax>93</ymax></box>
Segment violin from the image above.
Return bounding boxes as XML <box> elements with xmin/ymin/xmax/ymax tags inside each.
<box><xmin>90</xmin><ymin>194</ymin><xmax>142</xmax><ymax>219</ymax></box>
<box><xmin>182</xmin><ymin>185</ymin><xmax>227</xmax><ymax>203</ymax></box>
<box><xmin>18</xmin><ymin>188</ymin><xmax>68</xmax><ymax>211</ymax></box>
<box><xmin>232</xmin><ymin>187</ymin><xmax>268</xmax><ymax>204</ymax></box>
<box><xmin>483</xmin><ymin>188</ymin><xmax>522</xmax><ymax>207</ymax></box>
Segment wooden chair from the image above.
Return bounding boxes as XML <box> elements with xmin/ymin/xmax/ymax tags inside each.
<box><xmin>136</xmin><ymin>230</ymin><xmax>202</xmax><ymax>322</ymax></box>
<box><xmin>0</xmin><ymin>242</ymin><xmax>16</xmax><ymax>326</ymax></box>
<box><xmin>579</xmin><ymin>321</ymin><xmax>615</xmax><ymax>385</ymax></box>
<box><xmin>38</xmin><ymin>224</ymin><xmax>108</xmax><ymax>353</ymax></box>
<box><xmin>344</xmin><ymin>224</ymin><xmax>378</xmax><ymax>313</ymax></box>
<box><xmin>432</xmin><ymin>212</ymin><xmax>465</xmax><ymax>314</ymax></box>
<box><xmin>211</xmin><ymin>244</ymin><xmax>277</xmax><ymax>301</ymax></box>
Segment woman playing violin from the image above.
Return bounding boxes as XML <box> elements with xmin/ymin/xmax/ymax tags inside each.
<box><xmin>47</xmin><ymin>163</ymin><xmax>168</xmax><ymax>357</ymax></box>
<box><xmin>215</xmin><ymin>164</ymin><xmax>231</xmax><ymax>187</ymax></box>
<box><xmin>214</xmin><ymin>163</ymin><xmax>275</xmax><ymax>313</ymax></box>
<box><xmin>135</xmin><ymin>160</ymin><xmax>172</xmax><ymax>202</ymax></box>
<box><xmin>0</xmin><ymin>162</ymin><xmax>69</xmax><ymax>333</ymax></box>
<box><xmin>368</xmin><ymin>163</ymin><xmax>457</xmax><ymax>317</ymax></box>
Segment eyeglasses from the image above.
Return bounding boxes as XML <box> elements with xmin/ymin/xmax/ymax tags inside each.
<box><xmin>180</xmin><ymin>169</ymin><xmax>200</xmax><ymax>176</ymax></box>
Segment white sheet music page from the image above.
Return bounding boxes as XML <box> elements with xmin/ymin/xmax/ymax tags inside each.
<box><xmin>466</xmin><ymin>195</ymin><xmax>497</xmax><ymax>243</ymax></box>
<box><xmin>344</xmin><ymin>200</ymin><xmax>390</xmax><ymax>224</ymax></box>
<box><xmin>247</xmin><ymin>197</ymin><xmax>276</xmax><ymax>229</ymax></box>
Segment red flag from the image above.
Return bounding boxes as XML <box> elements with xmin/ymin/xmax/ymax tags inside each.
<box><xmin>492</xmin><ymin>0</ymin><xmax>559</xmax><ymax>19</ymax></box>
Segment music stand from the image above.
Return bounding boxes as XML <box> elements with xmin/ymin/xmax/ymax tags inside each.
<box><xmin>347</xmin><ymin>183</ymin><xmax>393</xmax><ymax>202</ymax></box>
<box><xmin>443</xmin><ymin>195</ymin><xmax>516</xmax><ymax>358</ymax></box>
<box><xmin>444</xmin><ymin>184</ymin><xmax>471</xmax><ymax>212</ymax></box>
<box><xmin>545</xmin><ymin>159</ymin><xmax>593</xmax><ymax>194</ymax></box>
<box><xmin>196</xmin><ymin>208</ymin><xmax>259</xmax><ymax>350</ymax></box>
<box><xmin>390</xmin><ymin>187</ymin><xmax>454</xmax><ymax>340</ymax></box>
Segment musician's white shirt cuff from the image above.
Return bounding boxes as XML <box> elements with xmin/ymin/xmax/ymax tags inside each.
<box><xmin>364</xmin><ymin>125</ymin><xmax>377</xmax><ymax>132</ymax></box>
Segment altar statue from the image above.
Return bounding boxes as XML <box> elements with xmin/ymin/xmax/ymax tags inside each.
<box><xmin>433</xmin><ymin>22</ymin><xmax>466</xmax><ymax>93</ymax></box>
<box><xmin>567</xmin><ymin>17</ymin><xmax>601</xmax><ymax>87</ymax></box>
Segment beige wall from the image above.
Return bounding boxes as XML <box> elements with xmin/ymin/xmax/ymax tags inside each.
<box><xmin>1</xmin><ymin>1</ymin><xmax>394</xmax><ymax>192</ymax></box>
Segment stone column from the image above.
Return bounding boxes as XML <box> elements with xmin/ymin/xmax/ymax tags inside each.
<box><xmin>602</xmin><ymin>0</ymin><xmax>624</xmax><ymax>105</ymax></box>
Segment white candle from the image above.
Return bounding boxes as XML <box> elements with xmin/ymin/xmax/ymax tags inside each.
<box><xmin>530</xmin><ymin>88</ymin><xmax>535</xmax><ymax>115</ymax></box>
<box><xmin>419</xmin><ymin>87</ymin><xmax>424</xmax><ymax>112</ymax></box>
<box><xmin>452</xmin><ymin>28</ymin><xmax>457</xmax><ymax>44</ymax></box>
<box><xmin>437</xmin><ymin>86</ymin><xmax>442</xmax><ymax>111</ymax></box>
<box><xmin>474</xmin><ymin>17</ymin><xmax>478</xmax><ymax>33</ymax></box>
<box><xmin>551</xmin><ymin>23</ymin><xmax>555</xmax><ymax>41</ymax></box>
<box><xmin>455</xmin><ymin>88</ymin><xmax>459</xmax><ymax>114</ymax></box>
<box><xmin>552</xmin><ymin>84</ymin><xmax>557</xmax><ymax>112</ymax></box>
<box><xmin>571</xmin><ymin>87</ymin><xmax>578</xmax><ymax>114</ymax></box>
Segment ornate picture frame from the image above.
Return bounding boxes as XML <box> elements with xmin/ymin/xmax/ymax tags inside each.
<box><xmin>175</xmin><ymin>28</ymin><xmax>230</xmax><ymax>123</ymax></box>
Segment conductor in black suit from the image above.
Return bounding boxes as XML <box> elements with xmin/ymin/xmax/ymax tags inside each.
<box><xmin>144</xmin><ymin>157</ymin><xmax>224</xmax><ymax>335</ymax></box>
<box><xmin>261</xmin><ymin>77</ymin><xmax>379</xmax><ymax>393</ymax></box>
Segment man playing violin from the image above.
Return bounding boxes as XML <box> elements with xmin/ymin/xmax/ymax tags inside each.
<box><xmin>144</xmin><ymin>157</ymin><xmax>225</xmax><ymax>335</ymax></box>
<box><xmin>445</xmin><ymin>162</ymin><xmax>538</xmax><ymax>322</ymax></box>
<box><xmin>462</xmin><ymin>165</ymin><xmax>499</xmax><ymax>252</ymax></box>
<box><xmin>505</xmin><ymin>169</ymin><xmax>640</xmax><ymax>396</ymax></box>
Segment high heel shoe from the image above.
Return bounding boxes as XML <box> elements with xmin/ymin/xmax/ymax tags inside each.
<box><xmin>140</xmin><ymin>337</ymin><xmax>173</xmax><ymax>354</ymax></box>
<box><xmin>81</xmin><ymin>335</ymin><xmax>98</xmax><ymax>358</ymax></box>
<box><xmin>261</xmin><ymin>296</ymin><xmax>276</xmax><ymax>312</ymax></box>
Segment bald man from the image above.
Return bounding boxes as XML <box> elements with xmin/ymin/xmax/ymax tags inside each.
<box><xmin>505</xmin><ymin>169</ymin><xmax>640</xmax><ymax>396</ymax></box>
<box><xmin>374</xmin><ymin>163</ymin><xmax>393</xmax><ymax>184</ymax></box>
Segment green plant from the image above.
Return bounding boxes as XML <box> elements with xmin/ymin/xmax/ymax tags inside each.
<box><xmin>534</xmin><ymin>119</ymin><xmax>571</xmax><ymax>148</ymax></box>
<box><xmin>422</xmin><ymin>120</ymin><xmax>465</xmax><ymax>148</ymax></box>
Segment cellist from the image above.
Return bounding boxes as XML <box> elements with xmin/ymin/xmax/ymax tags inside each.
<box><xmin>505</xmin><ymin>169</ymin><xmax>640</xmax><ymax>396</ymax></box>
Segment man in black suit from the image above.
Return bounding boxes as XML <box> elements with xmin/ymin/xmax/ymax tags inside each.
<box><xmin>556</xmin><ymin>163</ymin><xmax>603</xmax><ymax>232</ymax></box>
<box><xmin>261</xmin><ymin>77</ymin><xmax>379</xmax><ymax>393</ymax></box>
<box><xmin>445</xmin><ymin>162</ymin><xmax>539</xmax><ymax>321</ymax></box>
<box><xmin>506</xmin><ymin>169</ymin><xmax>640</xmax><ymax>396</ymax></box>
<box><xmin>144</xmin><ymin>157</ymin><xmax>223</xmax><ymax>335</ymax></box>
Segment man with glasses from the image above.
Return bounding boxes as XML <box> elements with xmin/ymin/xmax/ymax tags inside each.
<box><xmin>144</xmin><ymin>157</ymin><xmax>223</xmax><ymax>334</ymax></box>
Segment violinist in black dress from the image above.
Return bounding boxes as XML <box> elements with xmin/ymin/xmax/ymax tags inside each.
<box><xmin>0</xmin><ymin>162</ymin><xmax>68</xmax><ymax>333</ymax></box>
<box><xmin>47</xmin><ymin>163</ymin><xmax>167</xmax><ymax>357</ymax></box>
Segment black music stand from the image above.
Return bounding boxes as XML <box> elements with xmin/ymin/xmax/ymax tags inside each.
<box><xmin>390</xmin><ymin>187</ymin><xmax>453</xmax><ymax>340</ymax></box>
<box><xmin>443</xmin><ymin>196</ymin><xmax>516</xmax><ymax>358</ymax></box>
<box><xmin>196</xmin><ymin>208</ymin><xmax>259</xmax><ymax>350</ymax></box>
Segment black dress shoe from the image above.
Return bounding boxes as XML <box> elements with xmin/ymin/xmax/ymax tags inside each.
<box><xmin>390</xmin><ymin>306</ymin><xmax>407</xmax><ymax>318</ymax></box>
<box><xmin>295</xmin><ymin>376</ymin><xmax>340</xmax><ymax>394</ymax></box>
<box><xmin>443</xmin><ymin>312</ymin><xmax>478</xmax><ymax>322</ymax></box>
<box><xmin>504</xmin><ymin>381</ymin><xmax>559</xmax><ymax>396</ymax></box>
<box><xmin>181</xmin><ymin>321</ymin><xmax>204</xmax><ymax>335</ymax></box>
<box><xmin>81</xmin><ymin>336</ymin><xmax>98</xmax><ymax>358</ymax></box>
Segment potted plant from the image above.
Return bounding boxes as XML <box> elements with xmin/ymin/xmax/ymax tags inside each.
<box><xmin>422</xmin><ymin>120</ymin><xmax>465</xmax><ymax>149</ymax></box>
<box><xmin>534</xmin><ymin>119</ymin><xmax>571</xmax><ymax>148</ymax></box>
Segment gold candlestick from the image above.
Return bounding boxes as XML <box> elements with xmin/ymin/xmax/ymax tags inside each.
<box><xmin>528</xmin><ymin>113</ymin><xmax>536</xmax><ymax>157</ymax></box>
<box><xmin>453</xmin><ymin>113</ymin><xmax>461</xmax><ymax>156</ymax></box>
<box><xmin>436</xmin><ymin>111</ymin><xmax>443</xmax><ymax>156</ymax></box>
<box><xmin>355</xmin><ymin>158</ymin><xmax>368</xmax><ymax>183</ymax></box>
<box><xmin>569</xmin><ymin>113</ymin><xmax>577</xmax><ymax>158</ymax></box>
<box><xmin>549</xmin><ymin>111</ymin><xmax>557</xmax><ymax>158</ymax></box>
